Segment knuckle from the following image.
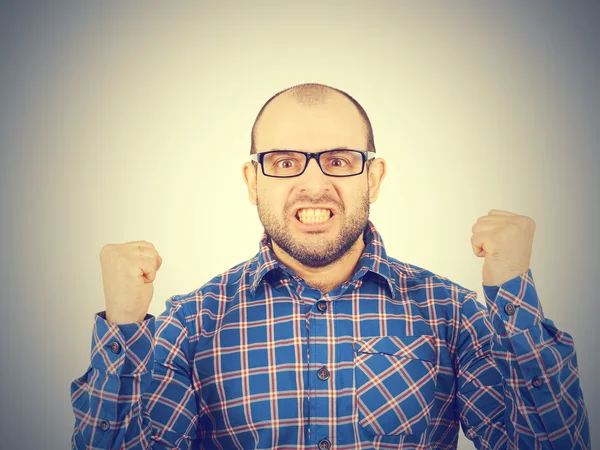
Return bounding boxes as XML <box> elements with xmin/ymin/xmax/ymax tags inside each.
<box><xmin>100</xmin><ymin>244</ymin><xmax>113</xmax><ymax>256</ymax></box>
<box><xmin>514</xmin><ymin>216</ymin><xmax>535</xmax><ymax>230</ymax></box>
<box><xmin>506</xmin><ymin>221</ymin><xmax>520</xmax><ymax>231</ymax></box>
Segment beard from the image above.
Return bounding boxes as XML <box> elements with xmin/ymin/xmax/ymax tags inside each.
<box><xmin>257</xmin><ymin>189</ymin><xmax>370</xmax><ymax>268</ymax></box>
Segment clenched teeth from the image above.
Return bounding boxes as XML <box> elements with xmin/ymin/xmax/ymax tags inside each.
<box><xmin>296</xmin><ymin>208</ymin><xmax>332</xmax><ymax>224</ymax></box>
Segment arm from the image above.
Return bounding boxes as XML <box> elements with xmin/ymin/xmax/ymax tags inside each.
<box><xmin>70</xmin><ymin>296</ymin><xmax>200</xmax><ymax>449</ymax></box>
<box><xmin>454</xmin><ymin>269</ymin><xmax>590</xmax><ymax>449</ymax></box>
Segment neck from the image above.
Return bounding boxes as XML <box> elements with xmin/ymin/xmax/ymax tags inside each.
<box><xmin>271</xmin><ymin>233</ymin><xmax>366</xmax><ymax>294</ymax></box>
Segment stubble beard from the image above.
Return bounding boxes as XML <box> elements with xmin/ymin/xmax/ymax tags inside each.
<box><xmin>257</xmin><ymin>190</ymin><xmax>370</xmax><ymax>268</ymax></box>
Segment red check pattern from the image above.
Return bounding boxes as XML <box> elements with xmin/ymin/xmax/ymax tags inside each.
<box><xmin>71</xmin><ymin>221</ymin><xmax>590</xmax><ymax>449</ymax></box>
<box><xmin>354</xmin><ymin>336</ymin><xmax>437</xmax><ymax>436</ymax></box>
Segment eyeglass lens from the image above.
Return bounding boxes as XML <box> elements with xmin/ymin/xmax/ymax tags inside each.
<box><xmin>262</xmin><ymin>151</ymin><xmax>364</xmax><ymax>177</ymax></box>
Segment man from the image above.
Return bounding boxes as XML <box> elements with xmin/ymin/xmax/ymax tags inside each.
<box><xmin>71</xmin><ymin>83</ymin><xmax>590</xmax><ymax>449</ymax></box>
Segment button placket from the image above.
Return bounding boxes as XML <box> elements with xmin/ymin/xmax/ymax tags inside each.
<box><xmin>311</xmin><ymin>297</ymin><xmax>332</xmax><ymax>449</ymax></box>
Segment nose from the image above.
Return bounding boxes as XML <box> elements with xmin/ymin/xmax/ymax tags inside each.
<box><xmin>296</xmin><ymin>156</ymin><xmax>331</xmax><ymax>194</ymax></box>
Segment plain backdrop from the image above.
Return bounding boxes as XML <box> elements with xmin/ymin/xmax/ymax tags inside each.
<box><xmin>0</xmin><ymin>1</ymin><xmax>598</xmax><ymax>448</ymax></box>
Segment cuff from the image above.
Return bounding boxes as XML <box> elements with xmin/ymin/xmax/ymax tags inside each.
<box><xmin>90</xmin><ymin>311</ymin><xmax>155</xmax><ymax>376</ymax></box>
<box><xmin>483</xmin><ymin>268</ymin><xmax>544</xmax><ymax>337</ymax></box>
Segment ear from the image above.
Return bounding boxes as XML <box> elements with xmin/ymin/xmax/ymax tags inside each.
<box><xmin>242</xmin><ymin>162</ymin><xmax>258</xmax><ymax>205</ymax></box>
<box><xmin>367</xmin><ymin>157</ymin><xmax>386</xmax><ymax>204</ymax></box>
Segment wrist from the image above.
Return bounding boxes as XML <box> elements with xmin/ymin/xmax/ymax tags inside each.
<box><xmin>105</xmin><ymin>310</ymin><xmax>147</xmax><ymax>325</ymax></box>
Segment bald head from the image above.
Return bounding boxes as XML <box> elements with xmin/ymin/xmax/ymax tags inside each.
<box><xmin>250</xmin><ymin>83</ymin><xmax>375</xmax><ymax>154</ymax></box>
<box><xmin>285</xmin><ymin>83</ymin><xmax>334</xmax><ymax>107</ymax></box>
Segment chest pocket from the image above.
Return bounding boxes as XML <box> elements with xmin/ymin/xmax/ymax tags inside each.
<box><xmin>353</xmin><ymin>334</ymin><xmax>437</xmax><ymax>436</ymax></box>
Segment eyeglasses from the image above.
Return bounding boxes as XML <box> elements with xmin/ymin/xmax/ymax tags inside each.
<box><xmin>250</xmin><ymin>150</ymin><xmax>376</xmax><ymax>178</ymax></box>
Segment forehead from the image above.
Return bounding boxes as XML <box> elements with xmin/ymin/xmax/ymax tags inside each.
<box><xmin>254</xmin><ymin>93</ymin><xmax>368</xmax><ymax>152</ymax></box>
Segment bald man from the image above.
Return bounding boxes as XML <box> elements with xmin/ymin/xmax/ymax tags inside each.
<box><xmin>71</xmin><ymin>83</ymin><xmax>590</xmax><ymax>449</ymax></box>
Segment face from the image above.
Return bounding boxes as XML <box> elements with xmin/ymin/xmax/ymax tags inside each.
<box><xmin>243</xmin><ymin>92</ymin><xmax>386</xmax><ymax>268</ymax></box>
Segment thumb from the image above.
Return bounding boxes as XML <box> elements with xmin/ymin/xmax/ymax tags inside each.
<box><xmin>471</xmin><ymin>233</ymin><xmax>486</xmax><ymax>257</ymax></box>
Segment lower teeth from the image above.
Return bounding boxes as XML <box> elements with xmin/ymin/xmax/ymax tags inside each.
<box><xmin>299</xmin><ymin>217</ymin><xmax>328</xmax><ymax>224</ymax></box>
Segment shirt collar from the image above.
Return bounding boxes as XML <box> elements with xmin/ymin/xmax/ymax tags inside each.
<box><xmin>250</xmin><ymin>220</ymin><xmax>395</xmax><ymax>298</ymax></box>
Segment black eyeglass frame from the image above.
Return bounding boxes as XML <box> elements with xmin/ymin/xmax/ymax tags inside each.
<box><xmin>249</xmin><ymin>150</ymin><xmax>377</xmax><ymax>178</ymax></box>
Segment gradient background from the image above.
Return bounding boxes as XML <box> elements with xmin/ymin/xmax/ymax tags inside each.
<box><xmin>1</xmin><ymin>1</ymin><xmax>598</xmax><ymax>448</ymax></box>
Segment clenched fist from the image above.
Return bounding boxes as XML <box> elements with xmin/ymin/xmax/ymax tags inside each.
<box><xmin>471</xmin><ymin>210</ymin><xmax>535</xmax><ymax>286</ymax></box>
<box><xmin>99</xmin><ymin>240</ymin><xmax>163</xmax><ymax>324</ymax></box>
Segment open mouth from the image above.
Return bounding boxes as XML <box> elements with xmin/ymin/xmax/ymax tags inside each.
<box><xmin>294</xmin><ymin>208</ymin><xmax>335</xmax><ymax>225</ymax></box>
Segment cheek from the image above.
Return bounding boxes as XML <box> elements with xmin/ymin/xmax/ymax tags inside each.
<box><xmin>257</xmin><ymin>182</ymin><xmax>290</xmax><ymax>211</ymax></box>
<box><xmin>337</xmin><ymin>185</ymin><xmax>367</xmax><ymax>212</ymax></box>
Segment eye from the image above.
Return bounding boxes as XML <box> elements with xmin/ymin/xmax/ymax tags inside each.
<box><xmin>324</xmin><ymin>156</ymin><xmax>350</xmax><ymax>168</ymax></box>
<box><xmin>275</xmin><ymin>159</ymin><xmax>297</xmax><ymax>168</ymax></box>
<box><xmin>329</xmin><ymin>158</ymin><xmax>347</xmax><ymax>167</ymax></box>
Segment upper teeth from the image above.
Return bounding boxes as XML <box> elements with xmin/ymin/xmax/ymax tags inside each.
<box><xmin>297</xmin><ymin>208</ymin><xmax>332</xmax><ymax>224</ymax></box>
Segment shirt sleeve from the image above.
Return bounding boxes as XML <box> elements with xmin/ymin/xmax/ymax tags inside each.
<box><xmin>454</xmin><ymin>268</ymin><xmax>591</xmax><ymax>449</ymax></box>
<box><xmin>70</xmin><ymin>296</ymin><xmax>200</xmax><ymax>449</ymax></box>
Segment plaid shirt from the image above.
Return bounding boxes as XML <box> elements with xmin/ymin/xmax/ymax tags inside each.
<box><xmin>71</xmin><ymin>221</ymin><xmax>590</xmax><ymax>449</ymax></box>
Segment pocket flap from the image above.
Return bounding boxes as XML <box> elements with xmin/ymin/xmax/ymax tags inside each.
<box><xmin>353</xmin><ymin>335</ymin><xmax>436</xmax><ymax>362</ymax></box>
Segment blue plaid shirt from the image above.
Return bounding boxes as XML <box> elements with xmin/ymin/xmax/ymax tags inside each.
<box><xmin>71</xmin><ymin>220</ymin><xmax>590</xmax><ymax>449</ymax></box>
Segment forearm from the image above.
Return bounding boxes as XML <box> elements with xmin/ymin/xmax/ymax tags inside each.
<box><xmin>71</xmin><ymin>367</ymin><xmax>154</xmax><ymax>449</ymax></box>
<box><xmin>481</xmin><ymin>269</ymin><xmax>590</xmax><ymax>448</ymax></box>
<box><xmin>71</xmin><ymin>312</ymin><xmax>157</xmax><ymax>449</ymax></box>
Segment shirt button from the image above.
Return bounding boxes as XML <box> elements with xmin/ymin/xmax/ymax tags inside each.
<box><xmin>504</xmin><ymin>302</ymin><xmax>516</xmax><ymax>316</ymax></box>
<box><xmin>109</xmin><ymin>341</ymin><xmax>121</xmax><ymax>354</ymax></box>
<box><xmin>316</xmin><ymin>301</ymin><xmax>327</xmax><ymax>312</ymax></box>
<box><xmin>532</xmin><ymin>376</ymin><xmax>544</xmax><ymax>388</ymax></box>
<box><xmin>99</xmin><ymin>420</ymin><xmax>110</xmax><ymax>431</ymax></box>
<box><xmin>317</xmin><ymin>367</ymin><xmax>330</xmax><ymax>381</ymax></box>
<box><xmin>318</xmin><ymin>438</ymin><xmax>331</xmax><ymax>450</ymax></box>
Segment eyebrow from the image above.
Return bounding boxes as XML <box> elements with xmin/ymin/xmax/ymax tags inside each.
<box><xmin>267</xmin><ymin>147</ymin><xmax>351</xmax><ymax>152</ymax></box>
<box><xmin>264</xmin><ymin>150</ymin><xmax>301</xmax><ymax>157</ymax></box>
